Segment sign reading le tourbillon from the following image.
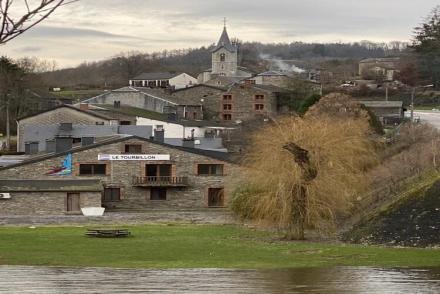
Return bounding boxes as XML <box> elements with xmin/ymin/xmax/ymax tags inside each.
<box><xmin>98</xmin><ymin>154</ymin><xmax>171</xmax><ymax>161</ymax></box>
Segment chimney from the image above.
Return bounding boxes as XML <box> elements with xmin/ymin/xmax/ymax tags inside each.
<box><xmin>79</xmin><ymin>103</ymin><xmax>89</xmax><ymax>111</ymax></box>
<box><xmin>182</xmin><ymin>138</ymin><xmax>195</xmax><ymax>148</ymax></box>
<box><xmin>154</xmin><ymin>127</ymin><xmax>165</xmax><ymax>143</ymax></box>
<box><xmin>55</xmin><ymin>136</ymin><xmax>73</xmax><ymax>153</ymax></box>
<box><xmin>81</xmin><ymin>137</ymin><xmax>95</xmax><ymax>147</ymax></box>
<box><xmin>46</xmin><ymin>139</ymin><xmax>56</xmax><ymax>153</ymax></box>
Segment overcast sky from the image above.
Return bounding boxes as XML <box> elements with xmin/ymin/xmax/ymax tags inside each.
<box><xmin>0</xmin><ymin>0</ymin><xmax>438</xmax><ymax>68</ymax></box>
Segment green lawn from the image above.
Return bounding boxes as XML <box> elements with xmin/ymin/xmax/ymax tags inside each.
<box><xmin>0</xmin><ymin>224</ymin><xmax>439</xmax><ymax>269</ymax></box>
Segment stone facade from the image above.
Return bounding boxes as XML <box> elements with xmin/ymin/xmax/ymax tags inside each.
<box><xmin>0</xmin><ymin>192</ymin><xmax>101</xmax><ymax>216</ymax></box>
<box><xmin>219</xmin><ymin>84</ymin><xmax>279</xmax><ymax>122</ymax></box>
<box><xmin>17</xmin><ymin>106</ymin><xmax>113</xmax><ymax>152</ymax></box>
<box><xmin>0</xmin><ymin>137</ymin><xmax>238</xmax><ymax>212</ymax></box>
<box><xmin>171</xmin><ymin>85</ymin><xmax>226</xmax><ymax>119</ymax></box>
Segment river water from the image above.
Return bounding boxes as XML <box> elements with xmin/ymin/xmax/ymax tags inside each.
<box><xmin>0</xmin><ymin>266</ymin><xmax>439</xmax><ymax>293</ymax></box>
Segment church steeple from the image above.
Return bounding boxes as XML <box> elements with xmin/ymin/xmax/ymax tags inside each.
<box><xmin>212</xmin><ymin>24</ymin><xmax>236</xmax><ymax>53</ymax></box>
<box><xmin>211</xmin><ymin>22</ymin><xmax>238</xmax><ymax>76</ymax></box>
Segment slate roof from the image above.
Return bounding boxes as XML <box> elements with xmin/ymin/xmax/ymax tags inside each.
<box><xmin>0</xmin><ymin>136</ymin><xmax>235</xmax><ymax>172</ymax></box>
<box><xmin>0</xmin><ymin>179</ymin><xmax>103</xmax><ymax>192</ymax></box>
<box><xmin>131</xmin><ymin>72</ymin><xmax>182</xmax><ymax>80</ymax></box>
<box><xmin>95</xmin><ymin>105</ymin><xmax>227</xmax><ymax>128</ymax></box>
<box><xmin>359</xmin><ymin>57</ymin><xmax>400</xmax><ymax>64</ymax></box>
<box><xmin>17</xmin><ymin>104</ymin><xmax>115</xmax><ymax>122</ymax></box>
<box><xmin>246</xmin><ymin>84</ymin><xmax>289</xmax><ymax>93</ymax></box>
<box><xmin>257</xmin><ymin>71</ymin><xmax>287</xmax><ymax>77</ymax></box>
<box><xmin>359</xmin><ymin>101</ymin><xmax>403</xmax><ymax>108</ymax></box>
<box><xmin>212</xmin><ymin>27</ymin><xmax>236</xmax><ymax>53</ymax></box>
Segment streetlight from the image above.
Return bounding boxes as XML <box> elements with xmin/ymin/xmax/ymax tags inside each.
<box><xmin>411</xmin><ymin>84</ymin><xmax>434</xmax><ymax>122</ymax></box>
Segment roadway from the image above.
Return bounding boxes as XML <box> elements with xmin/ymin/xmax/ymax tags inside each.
<box><xmin>413</xmin><ymin>110</ymin><xmax>440</xmax><ymax>129</ymax></box>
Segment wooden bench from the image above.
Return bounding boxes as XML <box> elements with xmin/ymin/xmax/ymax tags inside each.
<box><xmin>85</xmin><ymin>229</ymin><xmax>131</xmax><ymax>238</ymax></box>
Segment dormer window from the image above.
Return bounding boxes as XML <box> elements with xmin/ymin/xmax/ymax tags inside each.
<box><xmin>220</xmin><ymin>53</ymin><xmax>226</xmax><ymax>62</ymax></box>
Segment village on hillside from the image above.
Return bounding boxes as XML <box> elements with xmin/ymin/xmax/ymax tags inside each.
<box><xmin>0</xmin><ymin>2</ymin><xmax>440</xmax><ymax>291</ymax></box>
<box><xmin>0</xmin><ymin>25</ymin><xmax>409</xmax><ymax>214</ymax></box>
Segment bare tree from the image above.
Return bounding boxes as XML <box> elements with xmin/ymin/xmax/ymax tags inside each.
<box><xmin>230</xmin><ymin>94</ymin><xmax>377</xmax><ymax>240</ymax></box>
<box><xmin>0</xmin><ymin>0</ymin><xmax>78</xmax><ymax>45</ymax></box>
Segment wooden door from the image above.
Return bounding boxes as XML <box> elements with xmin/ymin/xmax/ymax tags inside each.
<box><xmin>67</xmin><ymin>193</ymin><xmax>80</xmax><ymax>212</ymax></box>
<box><xmin>208</xmin><ymin>188</ymin><xmax>224</xmax><ymax>207</ymax></box>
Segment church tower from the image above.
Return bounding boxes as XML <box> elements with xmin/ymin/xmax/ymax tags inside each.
<box><xmin>211</xmin><ymin>25</ymin><xmax>238</xmax><ymax>76</ymax></box>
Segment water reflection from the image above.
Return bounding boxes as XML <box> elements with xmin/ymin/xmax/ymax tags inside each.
<box><xmin>0</xmin><ymin>266</ymin><xmax>439</xmax><ymax>293</ymax></box>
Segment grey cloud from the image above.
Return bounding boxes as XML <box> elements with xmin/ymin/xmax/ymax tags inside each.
<box><xmin>17</xmin><ymin>46</ymin><xmax>43</xmax><ymax>53</ymax></box>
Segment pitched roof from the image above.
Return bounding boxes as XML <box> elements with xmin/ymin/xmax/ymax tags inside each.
<box><xmin>131</xmin><ymin>72</ymin><xmax>182</xmax><ymax>80</ymax></box>
<box><xmin>0</xmin><ymin>179</ymin><xmax>103</xmax><ymax>192</ymax></box>
<box><xmin>172</xmin><ymin>84</ymin><xmax>227</xmax><ymax>93</ymax></box>
<box><xmin>212</xmin><ymin>27</ymin><xmax>236</xmax><ymax>53</ymax></box>
<box><xmin>0</xmin><ymin>136</ymin><xmax>234</xmax><ymax>172</ymax></box>
<box><xmin>359</xmin><ymin>57</ymin><xmax>400</xmax><ymax>64</ymax></box>
<box><xmin>257</xmin><ymin>71</ymin><xmax>288</xmax><ymax>77</ymax></box>
<box><xmin>17</xmin><ymin>104</ymin><xmax>114</xmax><ymax>122</ymax></box>
<box><xmin>359</xmin><ymin>101</ymin><xmax>403</xmax><ymax>108</ymax></box>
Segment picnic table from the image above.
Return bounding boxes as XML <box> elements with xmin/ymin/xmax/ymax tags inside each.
<box><xmin>85</xmin><ymin>228</ymin><xmax>131</xmax><ymax>238</ymax></box>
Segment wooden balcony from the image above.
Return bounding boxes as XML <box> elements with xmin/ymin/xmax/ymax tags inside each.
<box><xmin>132</xmin><ymin>176</ymin><xmax>189</xmax><ymax>187</ymax></box>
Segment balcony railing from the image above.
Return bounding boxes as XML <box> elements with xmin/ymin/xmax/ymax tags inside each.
<box><xmin>132</xmin><ymin>176</ymin><xmax>189</xmax><ymax>187</ymax></box>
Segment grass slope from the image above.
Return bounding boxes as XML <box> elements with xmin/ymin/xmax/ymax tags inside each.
<box><xmin>0</xmin><ymin>225</ymin><xmax>439</xmax><ymax>269</ymax></box>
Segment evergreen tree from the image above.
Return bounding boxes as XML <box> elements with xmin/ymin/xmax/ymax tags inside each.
<box><xmin>412</xmin><ymin>6</ymin><xmax>440</xmax><ymax>88</ymax></box>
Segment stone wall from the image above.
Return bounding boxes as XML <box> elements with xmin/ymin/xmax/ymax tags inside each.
<box><xmin>221</xmin><ymin>85</ymin><xmax>278</xmax><ymax>122</ymax></box>
<box><xmin>0</xmin><ymin>138</ymin><xmax>239</xmax><ymax>211</ymax></box>
<box><xmin>0</xmin><ymin>192</ymin><xmax>101</xmax><ymax>216</ymax></box>
<box><xmin>172</xmin><ymin>86</ymin><xmax>225</xmax><ymax>119</ymax></box>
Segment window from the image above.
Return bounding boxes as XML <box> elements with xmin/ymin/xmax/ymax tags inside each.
<box><xmin>66</xmin><ymin>193</ymin><xmax>80</xmax><ymax>212</ymax></box>
<box><xmin>223</xmin><ymin>104</ymin><xmax>232</xmax><ymax>111</ymax></box>
<box><xmin>220</xmin><ymin>53</ymin><xmax>226</xmax><ymax>62</ymax></box>
<box><xmin>150</xmin><ymin>188</ymin><xmax>167</xmax><ymax>200</ymax></box>
<box><xmin>223</xmin><ymin>114</ymin><xmax>232</xmax><ymax>121</ymax></box>
<box><xmin>79</xmin><ymin>164</ymin><xmax>107</xmax><ymax>175</ymax></box>
<box><xmin>197</xmin><ymin>164</ymin><xmax>224</xmax><ymax>176</ymax></box>
<box><xmin>145</xmin><ymin>164</ymin><xmax>172</xmax><ymax>177</ymax></box>
<box><xmin>124</xmin><ymin>144</ymin><xmax>142</xmax><ymax>154</ymax></box>
<box><xmin>208</xmin><ymin>188</ymin><xmax>225</xmax><ymax>207</ymax></box>
<box><xmin>120</xmin><ymin>121</ymin><xmax>131</xmax><ymax>125</ymax></box>
<box><xmin>223</xmin><ymin>95</ymin><xmax>232</xmax><ymax>100</ymax></box>
<box><xmin>95</xmin><ymin>122</ymin><xmax>104</xmax><ymax>125</ymax></box>
<box><xmin>72</xmin><ymin>138</ymin><xmax>82</xmax><ymax>144</ymax></box>
<box><xmin>255</xmin><ymin>95</ymin><xmax>265</xmax><ymax>100</ymax></box>
<box><xmin>103</xmin><ymin>188</ymin><xmax>121</xmax><ymax>202</ymax></box>
<box><xmin>255</xmin><ymin>104</ymin><xmax>265</xmax><ymax>111</ymax></box>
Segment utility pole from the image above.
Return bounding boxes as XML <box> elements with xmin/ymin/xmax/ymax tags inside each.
<box><xmin>410</xmin><ymin>87</ymin><xmax>415</xmax><ymax>122</ymax></box>
<box><xmin>5</xmin><ymin>98</ymin><xmax>10</xmax><ymax>151</ymax></box>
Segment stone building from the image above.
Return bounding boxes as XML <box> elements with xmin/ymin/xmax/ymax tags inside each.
<box><xmin>17</xmin><ymin>105</ymin><xmax>118</xmax><ymax>153</ymax></box>
<box><xmin>0</xmin><ymin>136</ymin><xmax>237</xmax><ymax>216</ymax></box>
<box><xmin>82</xmin><ymin>87</ymin><xmax>204</xmax><ymax>120</ymax></box>
<box><xmin>359</xmin><ymin>58</ymin><xmax>400</xmax><ymax>81</ymax></box>
<box><xmin>249</xmin><ymin>71</ymin><xmax>290</xmax><ymax>88</ymax></box>
<box><xmin>198</xmin><ymin>26</ymin><xmax>253</xmax><ymax>83</ymax></box>
<box><xmin>359</xmin><ymin>100</ymin><xmax>404</xmax><ymax>125</ymax></box>
<box><xmin>219</xmin><ymin>84</ymin><xmax>282</xmax><ymax>122</ymax></box>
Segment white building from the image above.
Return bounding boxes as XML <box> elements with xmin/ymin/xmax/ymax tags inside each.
<box><xmin>136</xmin><ymin>117</ymin><xmax>232</xmax><ymax>140</ymax></box>
<box><xmin>129</xmin><ymin>72</ymin><xmax>197</xmax><ymax>89</ymax></box>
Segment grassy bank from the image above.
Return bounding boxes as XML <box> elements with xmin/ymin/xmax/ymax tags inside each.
<box><xmin>0</xmin><ymin>224</ymin><xmax>439</xmax><ymax>269</ymax></box>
